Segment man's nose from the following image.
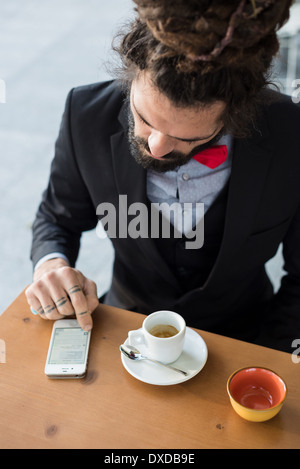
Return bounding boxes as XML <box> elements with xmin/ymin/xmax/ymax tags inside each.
<box><xmin>148</xmin><ymin>131</ymin><xmax>175</xmax><ymax>158</ymax></box>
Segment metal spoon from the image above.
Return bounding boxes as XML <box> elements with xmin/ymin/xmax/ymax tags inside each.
<box><xmin>120</xmin><ymin>344</ymin><xmax>188</xmax><ymax>376</ymax></box>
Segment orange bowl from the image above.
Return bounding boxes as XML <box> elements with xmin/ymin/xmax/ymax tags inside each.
<box><xmin>227</xmin><ymin>367</ymin><xmax>287</xmax><ymax>422</ymax></box>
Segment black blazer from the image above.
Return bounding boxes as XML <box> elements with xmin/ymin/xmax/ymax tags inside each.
<box><xmin>31</xmin><ymin>81</ymin><xmax>300</xmax><ymax>352</ymax></box>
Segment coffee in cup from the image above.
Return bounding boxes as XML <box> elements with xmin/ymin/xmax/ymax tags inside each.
<box><xmin>149</xmin><ymin>324</ymin><xmax>179</xmax><ymax>338</ymax></box>
<box><xmin>128</xmin><ymin>310</ymin><xmax>186</xmax><ymax>364</ymax></box>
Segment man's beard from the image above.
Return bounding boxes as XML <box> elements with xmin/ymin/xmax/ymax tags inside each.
<box><xmin>128</xmin><ymin>111</ymin><xmax>224</xmax><ymax>173</ymax></box>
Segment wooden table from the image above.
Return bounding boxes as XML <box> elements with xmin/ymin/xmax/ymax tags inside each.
<box><xmin>0</xmin><ymin>290</ymin><xmax>299</xmax><ymax>450</ymax></box>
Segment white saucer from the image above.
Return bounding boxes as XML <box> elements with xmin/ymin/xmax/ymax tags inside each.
<box><xmin>120</xmin><ymin>327</ymin><xmax>208</xmax><ymax>385</ymax></box>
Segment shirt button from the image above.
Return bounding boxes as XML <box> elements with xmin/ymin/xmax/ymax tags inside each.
<box><xmin>182</xmin><ymin>173</ymin><xmax>189</xmax><ymax>181</ymax></box>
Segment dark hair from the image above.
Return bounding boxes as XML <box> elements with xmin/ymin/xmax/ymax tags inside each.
<box><xmin>113</xmin><ymin>0</ymin><xmax>293</xmax><ymax>138</ymax></box>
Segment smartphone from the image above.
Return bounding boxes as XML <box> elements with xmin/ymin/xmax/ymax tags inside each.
<box><xmin>45</xmin><ymin>319</ymin><xmax>91</xmax><ymax>379</ymax></box>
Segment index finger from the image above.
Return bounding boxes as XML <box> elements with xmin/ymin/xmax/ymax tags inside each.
<box><xmin>66</xmin><ymin>282</ymin><xmax>93</xmax><ymax>331</ymax></box>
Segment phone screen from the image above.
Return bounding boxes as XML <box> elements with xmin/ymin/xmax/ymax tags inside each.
<box><xmin>48</xmin><ymin>327</ymin><xmax>90</xmax><ymax>365</ymax></box>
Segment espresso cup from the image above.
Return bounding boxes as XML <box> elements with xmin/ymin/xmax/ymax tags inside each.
<box><xmin>128</xmin><ymin>310</ymin><xmax>186</xmax><ymax>364</ymax></box>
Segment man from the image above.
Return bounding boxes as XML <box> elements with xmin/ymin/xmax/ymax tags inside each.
<box><xmin>26</xmin><ymin>2</ymin><xmax>300</xmax><ymax>353</ymax></box>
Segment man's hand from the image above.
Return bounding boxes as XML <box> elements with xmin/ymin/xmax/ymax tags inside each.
<box><xmin>25</xmin><ymin>258</ymin><xmax>99</xmax><ymax>331</ymax></box>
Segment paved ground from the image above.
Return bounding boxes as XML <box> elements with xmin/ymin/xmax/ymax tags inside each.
<box><xmin>0</xmin><ymin>1</ymin><xmax>290</xmax><ymax>313</ymax></box>
<box><xmin>0</xmin><ymin>0</ymin><xmax>132</xmax><ymax>312</ymax></box>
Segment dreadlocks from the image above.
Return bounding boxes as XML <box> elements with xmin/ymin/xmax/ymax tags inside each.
<box><xmin>113</xmin><ymin>0</ymin><xmax>294</xmax><ymax>137</ymax></box>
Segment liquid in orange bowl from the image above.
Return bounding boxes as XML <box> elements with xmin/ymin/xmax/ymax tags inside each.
<box><xmin>227</xmin><ymin>367</ymin><xmax>287</xmax><ymax>422</ymax></box>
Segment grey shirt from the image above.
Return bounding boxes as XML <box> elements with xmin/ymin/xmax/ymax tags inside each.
<box><xmin>147</xmin><ymin>135</ymin><xmax>232</xmax><ymax>234</ymax></box>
